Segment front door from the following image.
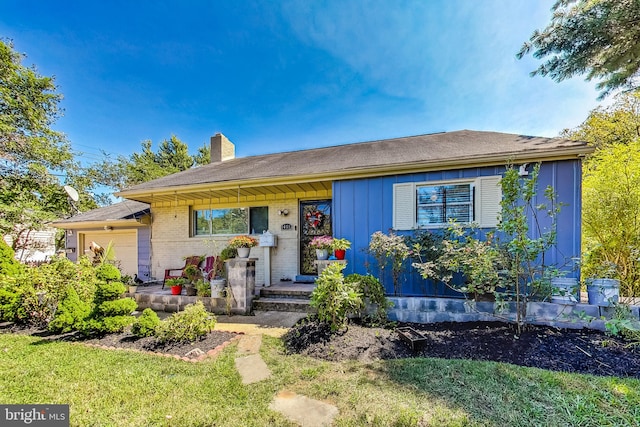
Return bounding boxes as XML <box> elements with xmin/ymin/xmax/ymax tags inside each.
<box><xmin>300</xmin><ymin>200</ymin><xmax>332</xmax><ymax>275</ymax></box>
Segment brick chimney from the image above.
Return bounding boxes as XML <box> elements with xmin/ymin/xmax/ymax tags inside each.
<box><xmin>210</xmin><ymin>133</ymin><xmax>235</xmax><ymax>163</ymax></box>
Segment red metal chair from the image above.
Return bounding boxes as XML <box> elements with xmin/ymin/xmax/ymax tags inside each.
<box><xmin>163</xmin><ymin>256</ymin><xmax>202</xmax><ymax>288</ymax></box>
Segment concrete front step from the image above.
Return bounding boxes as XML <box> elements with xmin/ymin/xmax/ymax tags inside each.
<box><xmin>259</xmin><ymin>287</ymin><xmax>313</xmax><ymax>299</ymax></box>
<box><xmin>253</xmin><ymin>297</ymin><xmax>315</xmax><ymax>313</ymax></box>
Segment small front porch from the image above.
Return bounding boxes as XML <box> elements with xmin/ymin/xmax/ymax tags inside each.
<box><xmin>128</xmin><ymin>280</ymin><xmax>316</xmax><ymax>314</ymax></box>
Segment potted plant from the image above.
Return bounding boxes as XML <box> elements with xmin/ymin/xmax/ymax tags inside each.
<box><xmin>331</xmin><ymin>238</ymin><xmax>351</xmax><ymax>260</ymax></box>
<box><xmin>550</xmin><ymin>276</ymin><xmax>579</xmax><ymax>304</ymax></box>
<box><xmin>122</xmin><ymin>274</ymin><xmax>137</xmax><ymax>293</ymax></box>
<box><xmin>165</xmin><ymin>278</ymin><xmax>184</xmax><ymax>295</ymax></box>
<box><xmin>183</xmin><ymin>264</ymin><xmax>201</xmax><ymax>296</ymax></box>
<box><xmin>227</xmin><ymin>235</ymin><xmax>258</xmax><ymax>258</ymax></box>
<box><xmin>195</xmin><ymin>279</ymin><xmax>211</xmax><ymax>297</ymax></box>
<box><xmin>586</xmin><ymin>261</ymin><xmax>620</xmax><ymax>306</ymax></box>
<box><xmin>310</xmin><ymin>235</ymin><xmax>333</xmax><ymax>260</ymax></box>
<box><xmin>210</xmin><ymin>247</ymin><xmax>233</xmax><ymax>294</ymax></box>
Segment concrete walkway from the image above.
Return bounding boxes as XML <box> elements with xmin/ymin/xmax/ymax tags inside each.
<box><xmin>229</xmin><ymin>312</ymin><xmax>339</xmax><ymax>426</ymax></box>
<box><xmin>214</xmin><ymin>311</ymin><xmax>307</xmax><ymax>337</ymax></box>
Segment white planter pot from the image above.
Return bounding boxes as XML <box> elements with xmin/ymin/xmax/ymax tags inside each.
<box><xmin>315</xmin><ymin>249</ymin><xmax>329</xmax><ymax>260</ymax></box>
<box><xmin>587</xmin><ymin>278</ymin><xmax>620</xmax><ymax>306</ymax></box>
<box><xmin>236</xmin><ymin>247</ymin><xmax>250</xmax><ymax>258</ymax></box>
<box><xmin>551</xmin><ymin>277</ymin><xmax>578</xmax><ymax>304</ymax></box>
<box><xmin>211</xmin><ymin>278</ymin><xmax>226</xmax><ymax>298</ymax></box>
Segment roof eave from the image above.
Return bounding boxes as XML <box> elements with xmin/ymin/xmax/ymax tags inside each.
<box><xmin>51</xmin><ymin>218</ymin><xmax>149</xmax><ymax>229</ymax></box>
<box><xmin>116</xmin><ymin>146</ymin><xmax>591</xmax><ymax>203</ymax></box>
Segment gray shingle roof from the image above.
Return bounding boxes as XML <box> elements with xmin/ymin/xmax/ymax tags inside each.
<box><xmin>119</xmin><ymin>130</ymin><xmax>591</xmax><ymax>194</ymax></box>
<box><xmin>54</xmin><ymin>200</ymin><xmax>150</xmax><ymax>224</ymax></box>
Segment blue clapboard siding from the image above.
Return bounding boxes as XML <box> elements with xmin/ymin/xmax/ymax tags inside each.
<box><xmin>333</xmin><ymin>160</ymin><xmax>583</xmax><ymax>297</ymax></box>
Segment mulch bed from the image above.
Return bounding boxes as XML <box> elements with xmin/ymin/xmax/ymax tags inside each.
<box><xmin>1</xmin><ymin>323</ymin><xmax>241</xmax><ymax>363</ymax></box>
<box><xmin>4</xmin><ymin>320</ymin><xmax>640</xmax><ymax>377</ymax></box>
<box><xmin>282</xmin><ymin>320</ymin><xmax>640</xmax><ymax>378</ymax></box>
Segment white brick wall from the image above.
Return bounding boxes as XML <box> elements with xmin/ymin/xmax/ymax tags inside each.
<box><xmin>149</xmin><ymin>200</ymin><xmax>301</xmax><ymax>284</ymax></box>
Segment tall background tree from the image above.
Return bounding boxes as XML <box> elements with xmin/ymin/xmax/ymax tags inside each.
<box><xmin>562</xmin><ymin>91</ymin><xmax>640</xmax><ymax>296</ymax></box>
<box><xmin>0</xmin><ymin>39</ymin><xmax>95</xmax><ymax>257</ymax></box>
<box><xmin>518</xmin><ymin>0</ymin><xmax>640</xmax><ymax>99</ymax></box>
<box><xmin>87</xmin><ymin>135</ymin><xmax>210</xmax><ymax>194</ymax></box>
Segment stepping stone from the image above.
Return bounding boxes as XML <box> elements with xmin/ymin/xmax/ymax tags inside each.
<box><xmin>269</xmin><ymin>390</ymin><xmax>339</xmax><ymax>427</ymax></box>
<box><xmin>235</xmin><ymin>354</ymin><xmax>271</xmax><ymax>384</ymax></box>
<box><xmin>237</xmin><ymin>334</ymin><xmax>262</xmax><ymax>355</ymax></box>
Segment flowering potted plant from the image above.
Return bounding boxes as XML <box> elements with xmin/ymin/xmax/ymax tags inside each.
<box><xmin>310</xmin><ymin>235</ymin><xmax>333</xmax><ymax>260</ymax></box>
<box><xmin>228</xmin><ymin>235</ymin><xmax>258</xmax><ymax>258</ymax></box>
<box><xmin>331</xmin><ymin>238</ymin><xmax>351</xmax><ymax>260</ymax></box>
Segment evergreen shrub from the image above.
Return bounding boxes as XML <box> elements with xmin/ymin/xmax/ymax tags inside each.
<box><xmin>131</xmin><ymin>308</ymin><xmax>161</xmax><ymax>338</ymax></box>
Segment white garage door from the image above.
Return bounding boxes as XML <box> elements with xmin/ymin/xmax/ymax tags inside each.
<box><xmin>81</xmin><ymin>231</ymin><xmax>138</xmax><ymax>277</ymax></box>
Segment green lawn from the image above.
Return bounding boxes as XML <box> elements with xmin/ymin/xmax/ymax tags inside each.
<box><xmin>1</xmin><ymin>333</ymin><xmax>639</xmax><ymax>426</ymax></box>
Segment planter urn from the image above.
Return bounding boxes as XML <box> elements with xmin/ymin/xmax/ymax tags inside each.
<box><xmin>236</xmin><ymin>247</ymin><xmax>251</xmax><ymax>258</ymax></box>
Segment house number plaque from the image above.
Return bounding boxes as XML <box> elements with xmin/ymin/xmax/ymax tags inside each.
<box><xmin>281</xmin><ymin>224</ymin><xmax>292</xmax><ymax>230</ymax></box>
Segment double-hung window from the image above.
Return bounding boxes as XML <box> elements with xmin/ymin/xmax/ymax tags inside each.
<box><xmin>393</xmin><ymin>176</ymin><xmax>502</xmax><ymax>230</ymax></box>
<box><xmin>193</xmin><ymin>207</ymin><xmax>268</xmax><ymax>236</ymax></box>
<box><xmin>416</xmin><ymin>183</ymin><xmax>473</xmax><ymax>226</ymax></box>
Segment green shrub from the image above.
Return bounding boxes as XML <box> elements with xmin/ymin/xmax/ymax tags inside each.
<box><xmin>48</xmin><ymin>287</ymin><xmax>92</xmax><ymax>333</ymax></box>
<box><xmin>0</xmin><ymin>240</ymin><xmax>20</xmax><ymax>277</ymax></box>
<box><xmin>345</xmin><ymin>273</ymin><xmax>392</xmax><ymax>326</ymax></box>
<box><xmin>131</xmin><ymin>308</ymin><xmax>161</xmax><ymax>338</ymax></box>
<box><xmin>311</xmin><ymin>263</ymin><xmax>363</xmax><ymax>332</ymax></box>
<box><xmin>95</xmin><ymin>264</ymin><xmax>121</xmax><ymax>282</ymax></box>
<box><xmin>54</xmin><ymin>256</ymin><xmax>97</xmax><ymax>302</ymax></box>
<box><xmin>97</xmin><ymin>298</ymin><xmax>137</xmax><ymax>317</ymax></box>
<box><xmin>9</xmin><ymin>269</ymin><xmax>65</xmax><ymax>327</ymax></box>
<box><xmin>81</xmin><ymin>315</ymin><xmax>135</xmax><ymax>335</ymax></box>
<box><xmin>0</xmin><ymin>256</ymin><xmax>97</xmax><ymax>328</ymax></box>
<box><xmin>81</xmin><ymin>278</ymin><xmax>137</xmax><ymax>336</ymax></box>
<box><xmin>102</xmin><ymin>315</ymin><xmax>135</xmax><ymax>333</ymax></box>
<box><xmin>0</xmin><ymin>288</ymin><xmax>18</xmax><ymax>322</ymax></box>
<box><xmin>94</xmin><ymin>281</ymin><xmax>126</xmax><ymax>304</ymax></box>
<box><xmin>156</xmin><ymin>301</ymin><xmax>216</xmax><ymax>343</ymax></box>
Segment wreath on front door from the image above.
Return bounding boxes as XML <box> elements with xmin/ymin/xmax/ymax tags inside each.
<box><xmin>305</xmin><ymin>210</ymin><xmax>324</xmax><ymax>229</ymax></box>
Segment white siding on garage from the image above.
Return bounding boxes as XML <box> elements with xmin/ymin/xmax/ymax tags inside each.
<box><xmin>80</xmin><ymin>231</ymin><xmax>138</xmax><ymax>277</ymax></box>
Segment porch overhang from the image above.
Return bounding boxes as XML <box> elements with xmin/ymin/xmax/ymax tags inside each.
<box><xmin>118</xmin><ymin>178</ymin><xmax>334</xmax><ymax>206</ymax></box>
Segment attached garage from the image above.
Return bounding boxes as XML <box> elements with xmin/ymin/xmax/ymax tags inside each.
<box><xmin>79</xmin><ymin>230</ymin><xmax>139</xmax><ymax>277</ymax></box>
<box><xmin>52</xmin><ymin>200</ymin><xmax>151</xmax><ymax>281</ymax></box>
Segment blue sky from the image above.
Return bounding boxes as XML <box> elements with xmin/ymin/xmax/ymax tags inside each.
<box><xmin>1</xmin><ymin>1</ymin><xmax>604</xmax><ymax>165</ymax></box>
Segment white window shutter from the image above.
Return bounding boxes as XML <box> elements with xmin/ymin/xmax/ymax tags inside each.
<box><xmin>393</xmin><ymin>183</ymin><xmax>416</xmax><ymax>230</ymax></box>
<box><xmin>476</xmin><ymin>176</ymin><xmax>502</xmax><ymax>228</ymax></box>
